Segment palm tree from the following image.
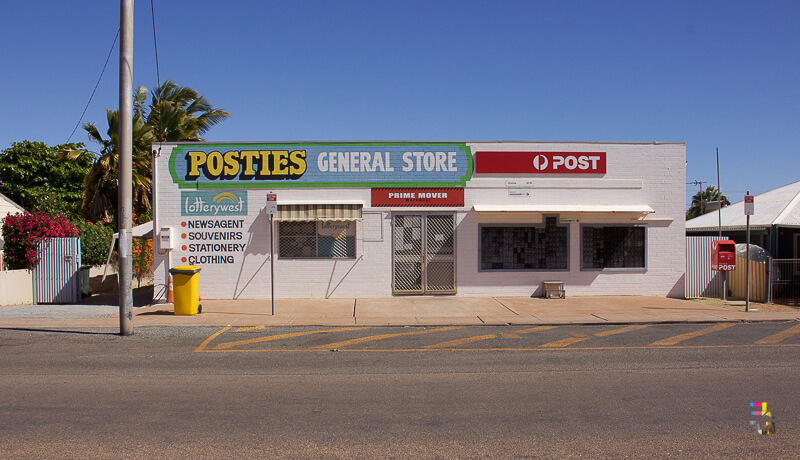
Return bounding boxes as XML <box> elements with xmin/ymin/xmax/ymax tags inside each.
<box><xmin>62</xmin><ymin>81</ymin><xmax>230</xmax><ymax>222</ymax></box>
<box><xmin>64</xmin><ymin>109</ymin><xmax>154</xmax><ymax>222</ymax></box>
<box><xmin>687</xmin><ymin>185</ymin><xmax>730</xmax><ymax>220</ymax></box>
<box><xmin>146</xmin><ymin>80</ymin><xmax>231</xmax><ymax>142</ymax></box>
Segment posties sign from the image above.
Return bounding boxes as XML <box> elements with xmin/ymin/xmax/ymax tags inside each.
<box><xmin>169</xmin><ymin>142</ymin><xmax>473</xmax><ymax>189</ymax></box>
<box><xmin>475</xmin><ymin>151</ymin><xmax>606</xmax><ymax>174</ymax></box>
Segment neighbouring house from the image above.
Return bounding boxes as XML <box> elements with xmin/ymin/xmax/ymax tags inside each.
<box><xmin>686</xmin><ymin>180</ymin><xmax>800</xmax><ymax>259</ymax></box>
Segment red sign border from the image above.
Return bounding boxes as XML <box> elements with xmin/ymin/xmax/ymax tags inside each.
<box><xmin>474</xmin><ymin>151</ymin><xmax>607</xmax><ymax>175</ymax></box>
<box><xmin>371</xmin><ymin>188</ymin><xmax>464</xmax><ymax>207</ymax></box>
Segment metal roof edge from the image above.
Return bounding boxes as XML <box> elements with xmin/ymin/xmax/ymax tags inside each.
<box><xmin>151</xmin><ymin>140</ymin><xmax>686</xmax><ymax>146</ymax></box>
<box><xmin>687</xmin><ymin>226</ymin><xmax>770</xmax><ymax>232</ymax></box>
<box><xmin>773</xmin><ymin>187</ymin><xmax>800</xmax><ymax>225</ymax></box>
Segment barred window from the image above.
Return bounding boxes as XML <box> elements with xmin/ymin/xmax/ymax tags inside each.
<box><xmin>278</xmin><ymin>220</ymin><xmax>356</xmax><ymax>259</ymax></box>
<box><xmin>582</xmin><ymin>225</ymin><xmax>645</xmax><ymax>270</ymax></box>
<box><xmin>480</xmin><ymin>218</ymin><xmax>569</xmax><ymax>271</ymax></box>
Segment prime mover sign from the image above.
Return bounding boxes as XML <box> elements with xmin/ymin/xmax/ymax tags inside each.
<box><xmin>475</xmin><ymin>151</ymin><xmax>606</xmax><ymax>174</ymax></box>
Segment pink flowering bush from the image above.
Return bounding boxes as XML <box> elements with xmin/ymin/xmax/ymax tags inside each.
<box><xmin>1</xmin><ymin>212</ymin><xmax>78</xmax><ymax>270</ymax></box>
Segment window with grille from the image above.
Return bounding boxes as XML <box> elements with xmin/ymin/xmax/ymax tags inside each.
<box><xmin>581</xmin><ymin>225</ymin><xmax>646</xmax><ymax>270</ymax></box>
<box><xmin>479</xmin><ymin>217</ymin><xmax>569</xmax><ymax>271</ymax></box>
<box><xmin>278</xmin><ymin>220</ymin><xmax>356</xmax><ymax>259</ymax></box>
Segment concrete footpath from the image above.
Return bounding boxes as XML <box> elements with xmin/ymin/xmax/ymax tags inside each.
<box><xmin>1</xmin><ymin>295</ymin><xmax>798</xmax><ymax>329</ymax></box>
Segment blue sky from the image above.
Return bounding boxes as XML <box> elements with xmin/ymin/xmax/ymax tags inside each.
<box><xmin>1</xmin><ymin>1</ymin><xmax>798</xmax><ymax>207</ymax></box>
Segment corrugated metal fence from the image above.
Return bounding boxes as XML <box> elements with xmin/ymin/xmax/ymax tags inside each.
<box><xmin>728</xmin><ymin>256</ymin><xmax>768</xmax><ymax>302</ymax></box>
<box><xmin>32</xmin><ymin>237</ymin><xmax>81</xmax><ymax>304</ymax></box>
<box><xmin>685</xmin><ymin>236</ymin><xmax>727</xmax><ymax>298</ymax></box>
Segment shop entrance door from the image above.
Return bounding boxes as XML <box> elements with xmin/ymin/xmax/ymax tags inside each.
<box><xmin>392</xmin><ymin>213</ymin><xmax>456</xmax><ymax>295</ymax></box>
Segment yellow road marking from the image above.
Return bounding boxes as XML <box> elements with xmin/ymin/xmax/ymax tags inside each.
<box><xmin>214</xmin><ymin>327</ymin><xmax>367</xmax><ymax>350</ymax></box>
<box><xmin>236</xmin><ymin>326</ymin><xmax>273</xmax><ymax>332</ymax></box>
<box><xmin>501</xmin><ymin>326</ymin><xmax>558</xmax><ymax>339</ymax></box>
<box><xmin>501</xmin><ymin>332</ymin><xmax>522</xmax><ymax>339</ymax></box>
<box><xmin>310</xmin><ymin>326</ymin><xmax>461</xmax><ymax>349</ymax></box>
<box><xmin>755</xmin><ymin>322</ymin><xmax>800</xmax><ymax>344</ymax></box>
<box><xmin>196</xmin><ymin>343</ymin><xmax>800</xmax><ymax>353</ymax></box>
<box><xmin>650</xmin><ymin>323</ymin><xmax>735</xmax><ymax>346</ymax></box>
<box><xmin>426</xmin><ymin>334</ymin><xmax>497</xmax><ymax>349</ymax></box>
<box><xmin>195</xmin><ymin>326</ymin><xmax>231</xmax><ymax>352</ymax></box>
<box><xmin>518</xmin><ymin>326</ymin><xmax>559</xmax><ymax>334</ymax></box>
<box><xmin>594</xmin><ymin>324</ymin><xmax>651</xmax><ymax>337</ymax></box>
<box><xmin>539</xmin><ymin>336</ymin><xmax>590</xmax><ymax>348</ymax></box>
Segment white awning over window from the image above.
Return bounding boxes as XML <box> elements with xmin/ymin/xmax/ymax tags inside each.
<box><xmin>276</xmin><ymin>204</ymin><xmax>363</xmax><ymax>221</ymax></box>
<box><xmin>472</xmin><ymin>204</ymin><xmax>654</xmax><ymax>214</ymax></box>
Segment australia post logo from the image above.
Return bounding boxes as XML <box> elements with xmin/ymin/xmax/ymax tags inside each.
<box><xmin>475</xmin><ymin>151</ymin><xmax>606</xmax><ymax>175</ymax></box>
<box><xmin>181</xmin><ymin>191</ymin><xmax>247</xmax><ymax>216</ymax></box>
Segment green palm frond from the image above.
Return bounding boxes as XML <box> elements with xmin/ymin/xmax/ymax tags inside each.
<box><xmin>68</xmin><ymin>80</ymin><xmax>229</xmax><ymax>222</ymax></box>
<box><xmin>147</xmin><ymin>80</ymin><xmax>230</xmax><ymax>142</ymax></box>
<box><xmin>687</xmin><ymin>185</ymin><xmax>731</xmax><ymax>219</ymax></box>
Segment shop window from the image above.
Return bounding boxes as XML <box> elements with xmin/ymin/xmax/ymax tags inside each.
<box><xmin>480</xmin><ymin>218</ymin><xmax>568</xmax><ymax>271</ymax></box>
<box><xmin>279</xmin><ymin>220</ymin><xmax>356</xmax><ymax>259</ymax></box>
<box><xmin>581</xmin><ymin>225</ymin><xmax>646</xmax><ymax>270</ymax></box>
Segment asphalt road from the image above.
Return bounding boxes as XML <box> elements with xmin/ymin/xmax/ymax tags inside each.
<box><xmin>1</xmin><ymin>323</ymin><xmax>798</xmax><ymax>458</ymax></box>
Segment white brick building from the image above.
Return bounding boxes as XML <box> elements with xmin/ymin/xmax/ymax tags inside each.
<box><xmin>152</xmin><ymin>141</ymin><xmax>685</xmax><ymax>300</ymax></box>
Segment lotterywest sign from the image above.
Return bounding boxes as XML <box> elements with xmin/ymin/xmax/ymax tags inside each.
<box><xmin>169</xmin><ymin>142</ymin><xmax>473</xmax><ymax>189</ymax></box>
<box><xmin>475</xmin><ymin>151</ymin><xmax>606</xmax><ymax>174</ymax></box>
<box><xmin>181</xmin><ymin>191</ymin><xmax>247</xmax><ymax>216</ymax></box>
<box><xmin>371</xmin><ymin>188</ymin><xmax>464</xmax><ymax>207</ymax></box>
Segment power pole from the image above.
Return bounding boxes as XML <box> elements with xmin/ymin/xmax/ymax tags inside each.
<box><xmin>118</xmin><ymin>0</ymin><xmax>134</xmax><ymax>336</ymax></box>
<box><xmin>716</xmin><ymin>148</ymin><xmax>722</xmax><ymax>237</ymax></box>
<box><xmin>687</xmin><ymin>180</ymin><xmax>708</xmax><ymax>214</ymax></box>
<box><xmin>716</xmin><ymin>148</ymin><xmax>726</xmax><ymax>301</ymax></box>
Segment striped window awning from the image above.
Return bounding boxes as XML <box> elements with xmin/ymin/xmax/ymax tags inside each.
<box><xmin>276</xmin><ymin>204</ymin><xmax>363</xmax><ymax>221</ymax></box>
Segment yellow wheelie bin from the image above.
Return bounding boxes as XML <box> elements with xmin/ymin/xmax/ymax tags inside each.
<box><xmin>169</xmin><ymin>265</ymin><xmax>202</xmax><ymax>315</ymax></box>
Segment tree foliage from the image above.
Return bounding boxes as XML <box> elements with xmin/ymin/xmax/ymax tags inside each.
<box><xmin>687</xmin><ymin>185</ymin><xmax>730</xmax><ymax>219</ymax></box>
<box><xmin>145</xmin><ymin>80</ymin><xmax>231</xmax><ymax>142</ymax></box>
<box><xmin>73</xmin><ymin>219</ymin><xmax>114</xmax><ymax>266</ymax></box>
<box><xmin>0</xmin><ymin>141</ymin><xmax>93</xmax><ymax>219</ymax></box>
<box><xmin>64</xmin><ymin>109</ymin><xmax>155</xmax><ymax>223</ymax></box>
<box><xmin>64</xmin><ymin>80</ymin><xmax>230</xmax><ymax>223</ymax></box>
<box><xmin>132</xmin><ymin>210</ymin><xmax>153</xmax><ymax>286</ymax></box>
<box><xmin>1</xmin><ymin>212</ymin><xmax>78</xmax><ymax>270</ymax></box>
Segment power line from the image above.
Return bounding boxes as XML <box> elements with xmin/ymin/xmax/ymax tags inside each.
<box><xmin>687</xmin><ymin>180</ymin><xmax>708</xmax><ymax>194</ymax></box>
<box><xmin>150</xmin><ymin>0</ymin><xmax>165</xmax><ymax>149</ymax></box>
<box><xmin>150</xmin><ymin>0</ymin><xmax>161</xmax><ymax>89</ymax></box>
<box><xmin>66</xmin><ymin>28</ymin><xmax>120</xmax><ymax>144</ymax></box>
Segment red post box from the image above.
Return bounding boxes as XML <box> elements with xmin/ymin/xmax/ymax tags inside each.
<box><xmin>711</xmin><ymin>240</ymin><xmax>736</xmax><ymax>271</ymax></box>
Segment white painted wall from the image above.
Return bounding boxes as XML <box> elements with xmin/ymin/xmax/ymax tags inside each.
<box><xmin>0</xmin><ymin>269</ymin><xmax>33</xmax><ymax>306</ymax></box>
<box><xmin>152</xmin><ymin>142</ymin><xmax>685</xmax><ymax>300</ymax></box>
<box><xmin>459</xmin><ymin>142</ymin><xmax>685</xmax><ymax>298</ymax></box>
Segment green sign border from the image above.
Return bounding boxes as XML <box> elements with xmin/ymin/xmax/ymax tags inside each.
<box><xmin>168</xmin><ymin>142</ymin><xmax>474</xmax><ymax>189</ymax></box>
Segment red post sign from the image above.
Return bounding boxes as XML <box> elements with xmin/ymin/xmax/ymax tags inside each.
<box><xmin>475</xmin><ymin>151</ymin><xmax>606</xmax><ymax>174</ymax></box>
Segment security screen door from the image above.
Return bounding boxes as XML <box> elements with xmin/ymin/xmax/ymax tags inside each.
<box><xmin>392</xmin><ymin>213</ymin><xmax>456</xmax><ymax>295</ymax></box>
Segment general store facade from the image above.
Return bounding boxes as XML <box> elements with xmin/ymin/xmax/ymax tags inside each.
<box><xmin>152</xmin><ymin>141</ymin><xmax>685</xmax><ymax>300</ymax></box>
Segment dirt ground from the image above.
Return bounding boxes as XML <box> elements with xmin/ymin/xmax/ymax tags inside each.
<box><xmin>80</xmin><ymin>284</ymin><xmax>159</xmax><ymax>308</ymax></box>
<box><xmin>80</xmin><ymin>282</ymin><xmax>800</xmax><ymax>314</ymax></box>
<box><xmin>689</xmin><ymin>296</ymin><xmax>800</xmax><ymax>313</ymax></box>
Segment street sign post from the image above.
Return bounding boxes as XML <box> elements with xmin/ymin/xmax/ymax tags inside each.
<box><xmin>266</xmin><ymin>193</ymin><xmax>278</xmax><ymax>215</ymax></box>
<box><xmin>266</xmin><ymin>192</ymin><xmax>277</xmax><ymax>315</ymax></box>
<box><xmin>745</xmin><ymin>193</ymin><xmax>754</xmax><ymax>312</ymax></box>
